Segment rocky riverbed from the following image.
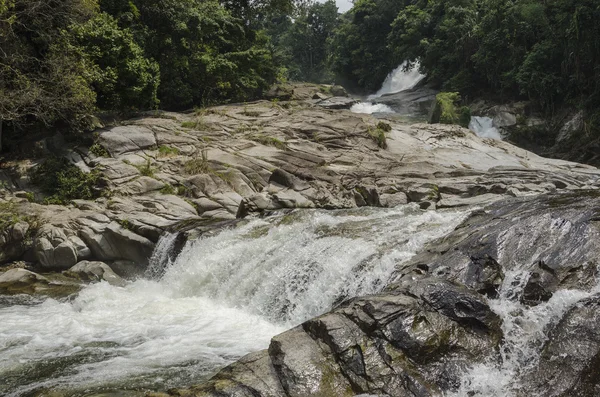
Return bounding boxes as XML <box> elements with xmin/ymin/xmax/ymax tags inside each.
<box><xmin>1</xmin><ymin>85</ymin><xmax>600</xmax><ymax>396</ymax></box>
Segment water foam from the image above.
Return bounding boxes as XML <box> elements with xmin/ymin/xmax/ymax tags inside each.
<box><xmin>447</xmin><ymin>269</ymin><xmax>599</xmax><ymax>397</ymax></box>
<box><xmin>469</xmin><ymin>116</ymin><xmax>503</xmax><ymax>140</ymax></box>
<box><xmin>350</xmin><ymin>102</ymin><xmax>395</xmax><ymax>115</ymax></box>
<box><xmin>0</xmin><ymin>206</ymin><xmax>469</xmax><ymax>395</ymax></box>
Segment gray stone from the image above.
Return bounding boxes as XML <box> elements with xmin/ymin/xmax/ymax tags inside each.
<box><xmin>65</xmin><ymin>261</ymin><xmax>126</xmax><ymax>286</ymax></box>
<box><xmin>316</xmin><ymin>96</ymin><xmax>358</xmax><ymax>110</ymax></box>
<box><xmin>98</xmin><ymin>125</ymin><xmax>157</xmax><ymax>157</ymax></box>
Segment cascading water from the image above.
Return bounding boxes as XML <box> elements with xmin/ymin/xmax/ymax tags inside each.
<box><xmin>0</xmin><ymin>205</ymin><xmax>469</xmax><ymax>396</ymax></box>
<box><xmin>368</xmin><ymin>61</ymin><xmax>425</xmax><ymax>100</ymax></box>
<box><xmin>351</xmin><ymin>61</ymin><xmax>425</xmax><ymax>115</ymax></box>
<box><xmin>447</xmin><ymin>269</ymin><xmax>600</xmax><ymax>397</ymax></box>
<box><xmin>469</xmin><ymin>116</ymin><xmax>504</xmax><ymax>140</ymax></box>
<box><xmin>145</xmin><ymin>232</ymin><xmax>179</xmax><ymax>279</ymax></box>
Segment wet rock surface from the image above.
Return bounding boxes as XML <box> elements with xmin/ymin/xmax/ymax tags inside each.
<box><xmin>172</xmin><ymin>277</ymin><xmax>501</xmax><ymax>397</ymax></box>
<box><xmin>169</xmin><ymin>191</ymin><xmax>600</xmax><ymax>397</ymax></box>
<box><xmin>0</xmin><ymin>87</ymin><xmax>600</xmax><ymax>396</ymax></box>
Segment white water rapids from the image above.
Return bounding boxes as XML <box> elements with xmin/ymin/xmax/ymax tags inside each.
<box><xmin>448</xmin><ymin>269</ymin><xmax>600</xmax><ymax>397</ymax></box>
<box><xmin>0</xmin><ymin>205</ymin><xmax>469</xmax><ymax>396</ymax></box>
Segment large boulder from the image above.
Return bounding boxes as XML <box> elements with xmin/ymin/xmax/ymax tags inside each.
<box><xmin>64</xmin><ymin>260</ymin><xmax>126</xmax><ymax>287</ymax></box>
<box><xmin>316</xmin><ymin>97</ymin><xmax>358</xmax><ymax>110</ymax></box>
<box><xmin>34</xmin><ymin>225</ymin><xmax>82</xmax><ymax>270</ymax></box>
<box><xmin>98</xmin><ymin>125</ymin><xmax>157</xmax><ymax>158</ymax></box>
<box><xmin>169</xmin><ymin>277</ymin><xmax>502</xmax><ymax>397</ymax></box>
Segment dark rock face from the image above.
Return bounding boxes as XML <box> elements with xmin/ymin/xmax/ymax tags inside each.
<box><xmin>395</xmin><ymin>190</ymin><xmax>600</xmax><ymax>294</ymax></box>
<box><xmin>523</xmin><ymin>294</ymin><xmax>600</xmax><ymax>397</ymax></box>
<box><xmin>170</xmin><ymin>278</ymin><xmax>501</xmax><ymax>397</ymax></box>
<box><xmin>373</xmin><ymin>87</ymin><xmax>437</xmax><ymax>119</ymax></box>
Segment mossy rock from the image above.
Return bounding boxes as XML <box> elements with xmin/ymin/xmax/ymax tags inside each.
<box><xmin>429</xmin><ymin>92</ymin><xmax>471</xmax><ymax>128</ymax></box>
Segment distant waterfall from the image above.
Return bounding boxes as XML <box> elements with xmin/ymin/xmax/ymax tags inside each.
<box><xmin>368</xmin><ymin>61</ymin><xmax>425</xmax><ymax>100</ymax></box>
<box><xmin>352</xmin><ymin>61</ymin><xmax>425</xmax><ymax>114</ymax></box>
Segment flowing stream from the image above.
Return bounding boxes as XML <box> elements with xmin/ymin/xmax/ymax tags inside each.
<box><xmin>0</xmin><ymin>205</ymin><xmax>469</xmax><ymax>396</ymax></box>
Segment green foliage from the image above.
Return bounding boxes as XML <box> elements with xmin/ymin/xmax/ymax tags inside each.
<box><xmin>159</xmin><ymin>184</ymin><xmax>176</xmax><ymax>195</ymax></box>
<box><xmin>102</xmin><ymin>0</ymin><xmax>280</xmax><ymax>109</ymax></box>
<box><xmin>0</xmin><ymin>0</ymin><xmax>98</xmax><ymax>135</ymax></box>
<box><xmin>119</xmin><ymin>218</ymin><xmax>133</xmax><ymax>230</ymax></box>
<box><xmin>158</xmin><ymin>145</ymin><xmax>180</xmax><ymax>157</ymax></box>
<box><xmin>432</xmin><ymin>92</ymin><xmax>471</xmax><ymax>128</ymax></box>
<box><xmin>29</xmin><ymin>157</ymin><xmax>102</xmax><ymax>204</ymax></box>
<box><xmin>367</xmin><ymin>126</ymin><xmax>388</xmax><ymax>149</ymax></box>
<box><xmin>89</xmin><ymin>143</ymin><xmax>110</xmax><ymax>157</ymax></box>
<box><xmin>329</xmin><ymin>0</ymin><xmax>410</xmax><ymax>91</ymax></box>
<box><xmin>0</xmin><ymin>201</ymin><xmax>38</xmax><ymax>234</ymax></box>
<box><xmin>276</xmin><ymin>0</ymin><xmax>339</xmax><ymax>83</ymax></box>
<box><xmin>248</xmin><ymin>134</ymin><xmax>288</xmax><ymax>150</ymax></box>
<box><xmin>134</xmin><ymin>159</ymin><xmax>156</xmax><ymax>177</ymax></box>
<box><xmin>68</xmin><ymin>12</ymin><xmax>160</xmax><ymax>111</ymax></box>
<box><xmin>184</xmin><ymin>150</ymin><xmax>210</xmax><ymax>175</ymax></box>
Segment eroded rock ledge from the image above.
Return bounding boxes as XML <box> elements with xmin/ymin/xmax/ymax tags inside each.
<box><xmin>1</xmin><ymin>97</ymin><xmax>598</xmax><ymax>280</ymax></box>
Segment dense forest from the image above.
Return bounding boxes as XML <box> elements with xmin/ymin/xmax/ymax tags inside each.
<box><xmin>1</xmin><ymin>0</ymin><xmax>599</xmax><ymax>150</ymax></box>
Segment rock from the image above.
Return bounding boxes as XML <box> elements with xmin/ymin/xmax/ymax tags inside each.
<box><xmin>520</xmin><ymin>261</ymin><xmax>559</xmax><ymax>306</ymax></box>
<box><xmin>379</xmin><ymin>192</ymin><xmax>408</xmax><ymax>207</ymax></box>
<box><xmin>172</xmin><ymin>277</ymin><xmax>501</xmax><ymax>397</ymax></box>
<box><xmin>316</xmin><ymin>97</ymin><xmax>358</xmax><ymax>110</ymax></box>
<box><xmin>65</xmin><ymin>261</ymin><xmax>126</xmax><ymax>286</ymax></box>
<box><xmin>79</xmin><ymin>221</ymin><xmax>154</xmax><ymax>266</ymax></box>
<box><xmin>312</xmin><ymin>92</ymin><xmax>329</xmax><ymax>100</ymax></box>
<box><xmin>556</xmin><ymin>111</ymin><xmax>584</xmax><ymax>143</ymax></box>
<box><xmin>269</xmin><ymin>326</ymin><xmax>354</xmax><ymax>397</ymax></box>
<box><xmin>98</xmin><ymin>125</ymin><xmax>157</xmax><ymax>157</ymax></box>
<box><xmin>462</xmin><ymin>255</ymin><xmax>504</xmax><ymax>298</ymax></box>
<box><xmin>265</xmin><ymin>85</ymin><xmax>294</xmax><ymax>101</ymax></box>
<box><xmin>329</xmin><ymin>85</ymin><xmax>348</xmax><ymax>97</ymax></box>
<box><xmin>395</xmin><ymin>191</ymin><xmax>600</xmax><ymax>294</ymax></box>
<box><xmin>34</xmin><ymin>235</ymin><xmax>78</xmax><ymax>271</ymax></box>
<box><xmin>11</xmin><ymin>221</ymin><xmax>29</xmax><ymax>241</ymax></box>
<box><xmin>373</xmin><ymin>87</ymin><xmax>437</xmax><ymax>118</ymax></box>
<box><xmin>524</xmin><ymin>294</ymin><xmax>600</xmax><ymax>396</ymax></box>
<box><xmin>354</xmin><ymin>186</ymin><xmax>381</xmax><ymax>207</ymax></box>
<box><xmin>0</xmin><ymin>268</ymin><xmax>48</xmax><ymax>285</ymax></box>
<box><xmin>269</xmin><ymin>169</ymin><xmax>309</xmax><ymax>191</ymax></box>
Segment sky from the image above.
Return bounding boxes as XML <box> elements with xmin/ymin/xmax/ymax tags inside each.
<box><xmin>319</xmin><ymin>0</ymin><xmax>353</xmax><ymax>13</ymax></box>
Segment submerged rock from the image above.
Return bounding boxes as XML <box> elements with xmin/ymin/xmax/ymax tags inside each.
<box><xmin>0</xmin><ymin>268</ymin><xmax>80</xmax><ymax>297</ymax></box>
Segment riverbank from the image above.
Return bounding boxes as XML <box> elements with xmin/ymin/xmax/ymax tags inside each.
<box><xmin>1</xmin><ymin>85</ymin><xmax>599</xmax><ymax>396</ymax></box>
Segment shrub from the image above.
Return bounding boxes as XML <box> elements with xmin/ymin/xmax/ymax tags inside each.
<box><xmin>367</xmin><ymin>126</ymin><xmax>388</xmax><ymax>149</ymax></box>
<box><xmin>29</xmin><ymin>157</ymin><xmax>102</xmax><ymax>204</ymax></box>
<box><xmin>430</xmin><ymin>92</ymin><xmax>471</xmax><ymax>128</ymax></box>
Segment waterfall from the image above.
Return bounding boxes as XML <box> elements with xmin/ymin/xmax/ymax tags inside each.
<box><xmin>351</xmin><ymin>61</ymin><xmax>425</xmax><ymax>115</ymax></box>
<box><xmin>0</xmin><ymin>205</ymin><xmax>468</xmax><ymax>396</ymax></box>
<box><xmin>469</xmin><ymin>116</ymin><xmax>504</xmax><ymax>140</ymax></box>
<box><xmin>368</xmin><ymin>61</ymin><xmax>425</xmax><ymax>100</ymax></box>
<box><xmin>447</xmin><ymin>269</ymin><xmax>599</xmax><ymax>396</ymax></box>
<box><xmin>145</xmin><ymin>232</ymin><xmax>179</xmax><ymax>279</ymax></box>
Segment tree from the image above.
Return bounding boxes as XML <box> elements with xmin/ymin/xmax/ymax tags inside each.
<box><xmin>69</xmin><ymin>13</ymin><xmax>160</xmax><ymax>111</ymax></box>
<box><xmin>0</xmin><ymin>0</ymin><xmax>98</xmax><ymax>150</ymax></box>
<box><xmin>280</xmin><ymin>0</ymin><xmax>339</xmax><ymax>82</ymax></box>
<box><xmin>329</xmin><ymin>0</ymin><xmax>410</xmax><ymax>92</ymax></box>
